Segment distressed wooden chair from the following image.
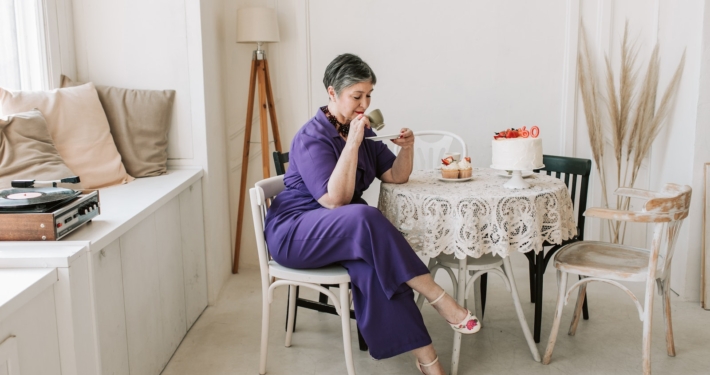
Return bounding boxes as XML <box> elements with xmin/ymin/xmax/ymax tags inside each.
<box><xmin>529</xmin><ymin>154</ymin><xmax>592</xmax><ymax>342</ymax></box>
<box><xmin>542</xmin><ymin>183</ymin><xmax>692</xmax><ymax>375</ymax></box>
<box><xmin>250</xmin><ymin>175</ymin><xmax>356</xmax><ymax>375</ymax></box>
<box><xmin>272</xmin><ymin>151</ymin><xmax>368</xmax><ymax>351</ymax></box>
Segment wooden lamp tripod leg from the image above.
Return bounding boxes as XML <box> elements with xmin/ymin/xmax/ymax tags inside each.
<box><xmin>233</xmin><ymin>59</ymin><xmax>259</xmax><ymax>274</ymax></box>
<box><xmin>233</xmin><ymin>57</ymin><xmax>282</xmax><ymax>274</ymax></box>
<box><xmin>256</xmin><ymin>60</ymin><xmax>271</xmax><ymax>178</ymax></box>
<box><xmin>263</xmin><ymin>59</ymin><xmax>282</xmax><ymax>151</ymax></box>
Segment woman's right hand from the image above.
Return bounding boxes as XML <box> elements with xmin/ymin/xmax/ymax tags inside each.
<box><xmin>346</xmin><ymin>114</ymin><xmax>369</xmax><ymax>146</ymax></box>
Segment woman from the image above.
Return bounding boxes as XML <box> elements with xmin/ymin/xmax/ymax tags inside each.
<box><xmin>264</xmin><ymin>53</ymin><xmax>479</xmax><ymax>375</ymax></box>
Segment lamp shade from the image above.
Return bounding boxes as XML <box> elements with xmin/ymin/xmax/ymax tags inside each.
<box><xmin>236</xmin><ymin>7</ymin><xmax>280</xmax><ymax>43</ymax></box>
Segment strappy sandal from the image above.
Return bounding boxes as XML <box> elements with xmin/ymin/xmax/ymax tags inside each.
<box><xmin>416</xmin><ymin>356</ymin><xmax>439</xmax><ymax>374</ymax></box>
<box><xmin>429</xmin><ymin>291</ymin><xmax>481</xmax><ymax>334</ymax></box>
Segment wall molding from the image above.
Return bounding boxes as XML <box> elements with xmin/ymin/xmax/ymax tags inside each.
<box><xmin>560</xmin><ymin>0</ymin><xmax>581</xmax><ymax>157</ymax></box>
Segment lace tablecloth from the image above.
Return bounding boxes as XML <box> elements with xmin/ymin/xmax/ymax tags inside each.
<box><xmin>378</xmin><ymin>168</ymin><xmax>576</xmax><ymax>259</ymax></box>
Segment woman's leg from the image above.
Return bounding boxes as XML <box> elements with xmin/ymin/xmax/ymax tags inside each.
<box><xmin>342</xmin><ymin>259</ymin><xmax>432</xmax><ymax>360</ymax></box>
<box><xmin>407</xmin><ymin>274</ymin><xmax>468</xmax><ymax>324</ymax></box>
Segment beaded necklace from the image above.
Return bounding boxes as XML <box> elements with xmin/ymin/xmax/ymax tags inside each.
<box><xmin>320</xmin><ymin>106</ymin><xmax>350</xmax><ymax>137</ymax></box>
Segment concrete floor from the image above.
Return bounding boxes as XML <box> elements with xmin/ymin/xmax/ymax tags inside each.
<box><xmin>162</xmin><ymin>254</ymin><xmax>710</xmax><ymax>374</ymax></box>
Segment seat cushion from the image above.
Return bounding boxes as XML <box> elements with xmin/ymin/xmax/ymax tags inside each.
<box><xmin>269</xmin><ymin>260</ymin><xmax>351</xmax><ymax>284</ymax></box>
<box><xmin>554</xmin><ymin>241</ymin><xmax>650</xmax><ymax>282</ymax></box>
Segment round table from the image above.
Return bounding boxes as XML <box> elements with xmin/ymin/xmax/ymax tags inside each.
<box><xmin>378</xmin><ymin>168</ymin><xmax>577</xmax><ymax>259</ymax></box>
<box><xmin>378</xmin><ymin>168</ymin><xmax>577</xmax><ymax>373</ymax></box>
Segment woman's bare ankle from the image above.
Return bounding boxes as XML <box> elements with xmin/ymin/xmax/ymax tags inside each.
<box><xmin>419</xmin><ymin>361</ymin><xmax>444</xmax><ymax>375</ymax></box>
<box><xmin>431</xmin><ymin>293</ymin><xmax>467</xmax><ymax>323</ymax></box>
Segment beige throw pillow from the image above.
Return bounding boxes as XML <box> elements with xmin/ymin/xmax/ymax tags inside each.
<box><xmin>0</xmin><ymin>83</ymin><xmax>133</xmax><ymax>189</ymax></box>
<box><xmin>0</xmin><ymin>110</ymin><xmax>77</xmax><ymax>189</ymax></box>
<box><xmin>61</xmin><ymin>76</ymin><xmax>175</xmax><ymax>177</ymax></box>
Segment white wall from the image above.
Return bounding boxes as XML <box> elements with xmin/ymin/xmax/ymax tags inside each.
<box><xmin>572</xmin><ymin>0</ymin><xmax>706</xmax><ymax>300</ymax></box>
<box><xmin>69</xmin><ymin>0</ymin><xmax>232</xmax><ymax>304</ymax></box>
<box><xmin>226</xmin><ymin>0</ymin><xmax>710</xmax><ymax>301</ymax></box>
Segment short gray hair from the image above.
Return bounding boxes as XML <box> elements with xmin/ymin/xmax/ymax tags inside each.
<box><xmin>323</xmin><ymin>53</ymin><xmax>377</xmax><ymax>96</ymax></box>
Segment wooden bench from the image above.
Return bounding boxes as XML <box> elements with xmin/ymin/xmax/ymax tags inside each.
<box><xmin>0</xmin><ymin>167</ymin><xmax>207</xmax><ymax>375</ymax></box>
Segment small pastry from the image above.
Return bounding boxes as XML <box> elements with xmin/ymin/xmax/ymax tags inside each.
<box><xmin>458</xmin><ymin>157</ymin><xmax>473</xmax><ymax>178</ymax></box>
<box><xmin>441</xmin><ymin>156</ymin><xmax>459</xmax><ymax>179</ymax></box>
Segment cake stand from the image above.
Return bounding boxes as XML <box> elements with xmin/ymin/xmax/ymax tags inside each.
<box><xmin>491</xmin><ymin>164</ymin><xmax>544</xmax><ymax>189</ymax></box>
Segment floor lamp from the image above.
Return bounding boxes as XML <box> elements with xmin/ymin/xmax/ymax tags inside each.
<box><xmin>233</xmin><ymin>7</ymin><xmax>283</xmax><ymax>273</ymax></box>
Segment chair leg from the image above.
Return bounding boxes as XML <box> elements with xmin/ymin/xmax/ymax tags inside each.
<box><xmin>357</xmin><ymin>324</ymin><xmax>368</xmax><ymax>351</ymax></box>
<box><xmin>577</xmin><ymin>274</ymin><xmax>590</xmax><ymax>321</ymax></box>
<box><xmin>661</xmin><ymin>279</ymin><xmax>676</xmax><ymax>357</ymax></box>
<box><xmin>568</xmin><ymin>282</ymin><xmax>587</xmax><ymax>336</ymax></box>
<box><xmin>467</xmin><ymin>271</ymin><xmax>477</xmax><ymax>315</ymax></box>
<box><xmin>525</xmin><ymin>251</ymin><xmax>536</xmax><ymax>303</ymax></box>
<box><xmin>502</xmin><ymin>257</ymin><xmax>541</xmax><ymax>361</ymax></box>
<box><xmin>319</xmin><ymin>284</ymin><xmax>330</xmax><ymax>304</ymax></box>
<box><xmin>480</xmin><ymin>273</ymin><xmax>488</xmax><ymax>319</ymax></box>
<box><xmin>339</xmin><ymin>283</ymin><xmax>355</xmax><ymax>375</ymax></box>
<box><xmin>259</xmin><ymin>291</ymin><xmax>271</xmax><ymax>375</ymax></box>
<box><xmin>450</xmin><ymin>258</ymin><xmax>467</xmax><ymax>375</ymax></box>
<box><xmin>642</xmin><ymin>276</ymin><xmax>657</xmax><ymax>375</ymax></box>
<box><xmin>534</xmin><ymin>250</ymin><xmax>545</xmax><ymax>343</ymax></box>
<box><xmin>285</xmin><ymin>286</ymin><xmax>300</xmax><ymax>332</ymax></box>
<box><xmin>285</xmin><ymin>285</ymin><xmax>297</xmax><ymax>347</ymax></box>
<box><xmin>542</xmin><ymin>270</ymin><xmax>568</xmax><ymax>365</ymax></box>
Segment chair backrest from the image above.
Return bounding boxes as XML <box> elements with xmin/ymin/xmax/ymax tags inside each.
<box><xmin>273</xmin><ymin>151</ymin><xmax>289</xmax><ymax>176</ymax></box>
<box><xmin>391</xmin><ymin>130</ymin><xmax>468</xmax><ymax>170</ymax></box>
<box><xmin>249</xmin><ymin>175</ymin><xmax>286</xmax><ymax>288</ymax></box>
<box><xmin>645</xmin><ymin>183</ymin><xmax>692</xmax><ymax>277</ymax></box>
<box><xmin>535</xmin><ymin>155</ymin><xmax>592</xmax><ymax>240</ymax></box>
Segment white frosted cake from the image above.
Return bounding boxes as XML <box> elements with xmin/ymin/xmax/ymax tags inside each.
<box><xmin>491</xmin><ymin>127</ymin><xmax>543</xmax><ymax>170</ymax></box>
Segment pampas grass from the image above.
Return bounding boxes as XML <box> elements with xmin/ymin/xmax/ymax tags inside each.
<box><xmin>578</xmin><ymin>21</ymin><xmax>686</xmax><ymax>244</ymax></box>
<box><xmin>577</xmin><ymin>24</ymin><xmax>609</xmax><ymax>215</ymax></box>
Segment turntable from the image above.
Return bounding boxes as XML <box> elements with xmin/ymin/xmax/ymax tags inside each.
<box><xmin>0</xmin><ymin>177</ymin><xmax>100</xmax><ymax>241</ymax></box>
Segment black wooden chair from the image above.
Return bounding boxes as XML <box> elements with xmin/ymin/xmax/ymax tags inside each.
<box><xmin>272</xmin><ymin>151</ymin><xmax>368</xmax><ymax>351</ymax></box>
<box><xmin>527</xmin><ymin>154</ymin><xmax>592</xmax><ymax>343</ymax></box>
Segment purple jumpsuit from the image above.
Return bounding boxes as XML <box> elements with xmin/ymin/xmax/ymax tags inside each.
<box><xmin>264</xmin><ymin>109</ymin><xmax>432</xmax><ymax>359</ymax></box>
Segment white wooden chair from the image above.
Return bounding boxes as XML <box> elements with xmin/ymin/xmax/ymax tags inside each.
<box><xmin>250</xmin><ymin>175</ymin><xmax>355</xmax><ymax>375</ymax></box>
<box><xmin>391</xmin><ymin>130</ymin><xmax>468</xmax><ymax>170</ymax></box>
<box><xmin>405</xmin><ymin>131</ymin><xmax>540</xmax><ymax>375</ymax></box>
<box><xmin>542</xmin><ymin>183</ymin><xmax>692</xmax><ymax>375</ymax></box>
<box><xmin>415</xmin><ymin>253</ymin><xmax>541</xmax><ymax>375</ymax></box>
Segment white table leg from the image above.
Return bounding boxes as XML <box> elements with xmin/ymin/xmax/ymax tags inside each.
<box><xmin>450</xmin><ymin>257</ymin><xmax>467</xmax><ymax>375</ymax></box>
<box><xmin>503</xmin><ymin>257</ymin><xmax>541</xmax><ymax>362</ymax></box>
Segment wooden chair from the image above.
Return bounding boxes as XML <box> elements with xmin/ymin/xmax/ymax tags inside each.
<box><xmin>542</xmin><ymin>183</ymin><xmax>692</xmax><ymax>375</ymax></box>
<box><xmin>272</xmin><ymin>151</ymin><xmax>368</xmax><ymax>351</ymax></box>
<box><xmin>272</xmin><ymin>150</ymin><xmax>289</xmax><ymax>176</ymax></box>
<box><xmin>250</xmin><ymin>175</ymin><xmax>356</xmax><ymax>375</ymax></box>
<box><xmin>528</xmin><ymin>154</ymin><xmax>592</xmax><ymax>342</ymax></box>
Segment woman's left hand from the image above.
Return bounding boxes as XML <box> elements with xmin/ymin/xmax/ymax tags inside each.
<box><xmin>391</xmin><ymin>128</ymin><xmax>414</xmax><ymax>149</ymax></box>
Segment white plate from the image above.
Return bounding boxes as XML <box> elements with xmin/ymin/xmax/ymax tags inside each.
<box><xmin>437</xmin><ymin>176</ymin><xmax>474</xmax><ymax>182</ymax></box>
<box><xmin>496</xmin><ymin>170</ymin><xmax>534</xmax><ymax>178</ymax></box>
<box><xmin>365</xmin><ymin>134</ymin><xmax>400</xmax><ymax>141</ymax></box>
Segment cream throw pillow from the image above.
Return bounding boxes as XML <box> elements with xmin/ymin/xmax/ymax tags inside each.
<box><xmin>0</xmin><ymin>109</ymin><xmax>77</xmax><ymax>189</ymax></box>
<box><xmin>61</xmin><ymin>76</ymin><xmax>175</xmax><ymax>177</ymax></box>
<box><xmin>0</xmin><ymin>83</ymin><xmax>133</xmax><ymax>188</ymax></box>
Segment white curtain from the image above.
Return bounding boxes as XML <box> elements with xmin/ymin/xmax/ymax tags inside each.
<box><xmin>0</xmin><ymin>0</ymin><xmax>47</xmax><ymax>91</ymax></box>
